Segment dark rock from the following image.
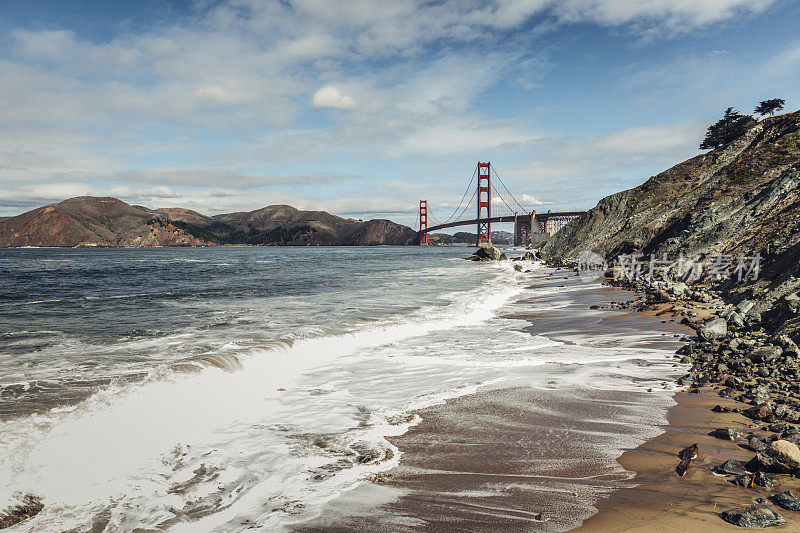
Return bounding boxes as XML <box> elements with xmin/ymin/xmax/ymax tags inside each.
<box><xmin>719</xmin><ymin>504</ymin><xmax>786</xmax><ymax>527</ymax></box>
<box><xmin>713</xmin><ymin>427</ymin><xmax>740</xmax><ymax>441</ymax></box>
<box><xmin>655</xmin><ymin>289</ymin><xmax>672</xmax><ymax>302</ymax></box>
<box><xmin>746</xmin><ymin>310</ymin><xmax>763</xmax><ymax>327</ymax></box>
<box><xmin>733</xmin><ymin>471</ymin><xmax>775</xmax><ymax>488</ymax></box>
<box><xmin>750</xmin><ymin>346</ymin><xmax>783</xmax><ymax>364</ymax></box>
<box><xmin>470</xmin><ymin>246</ymin><xmax>504</xmax><ymax>261</ymax></box>
<box><xmin>714</xmin><ymin>459</ymin><xmax>748</xmax><ymax>476</ymax></box>
<box><xmin>744</xmin><ymin>404</ymin><xmax>774</xmax><ymax>421</ymax></box>
<box><xmin>748</xmin><ymin>435</ymin><xmax>770</xmax><ymax>452</ymax></box>
<box><xmin>770</xmin><ymin>491</ymin><xmax>800</xmax><ymax>511</ymax></box>
<box><xmin>755</xmin><ymin>471</ymin><xmax>777</xmax><ymax>488</ymax></box>
<box><xmin>746</xmin><ymin>453</ymin><xmax>794</xmax><ymax>475</ymax></box>
<box><xmin>513</xmin><ymin>263</ymin><xmax>523</xmax><ymax>272</ymax></box>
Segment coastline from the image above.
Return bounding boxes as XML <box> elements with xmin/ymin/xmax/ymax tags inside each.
<box><xmin>291</xmin><ymin>272</ymin><xmax>692</xmax><ymax>532</ymax></box>
<box><xmin>293</xmin><ymin>268</ymin><xmax>800</xmax><ymax>532</ymax></box>
<box><xmin>576</xmin><ymin>389</ymin><xmax>800</xmax><ymax>532</ymax></box>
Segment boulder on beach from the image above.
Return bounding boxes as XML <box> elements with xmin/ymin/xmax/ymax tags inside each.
<box><xmin>714</xmin><ymin>459</ymin><xmax>748</xmax><ymax>476</ymax></box>
<box><xmin>770</xmin><ymin>491</ymin><xmax>800</xmax><ymax>511</ymax></box>
<box><xmin>469</xmin><ymin>246</ymin><xmax>506</xmax><ymax>262</ymax></box>
<box><xmin>769</xmin><ymin>440</ymin><xmax>800</xmax><ymax>470</ymax></box>
<box><xmin>697</xmin><ymin>317</ymin><xmax>727</xmax><ymax>341</ymax></box>
<box><xmin>712</xmin><ymin>427</ymin><xmax>740</xmax><ymax>441</ymax></box>
<box><xmin>719</xmin><ymin>504</ymin><xmax>786</xmax><ymax>528</ymax></box>
<box><xmin>734</xmin><ymin>471</ymin><xmax>776</xmax><ymax>488</ymax></box>
<box><xmin>750</xmin><ymin>346</ymin><xmax>783</xmax><ymax>364</ymax></box>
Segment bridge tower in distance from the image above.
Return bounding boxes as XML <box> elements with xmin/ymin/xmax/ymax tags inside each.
<box><xmin>418</xmin><ymin>200</ymin><xmax>428</xmax><ymax>245</ymax></box>
<box><xmin>477</xmin><ymin>162</ymin><xmax>491</xmax><ymax>246</ymax></box>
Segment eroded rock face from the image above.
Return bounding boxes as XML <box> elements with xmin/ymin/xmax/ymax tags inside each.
<box><xmin>719</xmin><ymin>504</ymin><xmax>786</xmax><ymax>528</ymax></box>
<box><xmin>0</xmin><ymin>495</ymin><xmax>43</xmax><ymax>529</ymax></box>
<box><xmin>542</xmin><ymin>110</ymin><xmax>800</xmax><ymax>341</ymax></box>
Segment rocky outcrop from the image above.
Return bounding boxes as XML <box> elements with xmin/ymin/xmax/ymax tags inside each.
<box><xmin>546</xmin><ymin>110</ymin><xmax>800</xmax><ymax>267</ymax></box>
<box><xmin>0</xmin><ymin>198</ymin><xmax>417</xmax><ymax>247</ymax></box>
<box><xmin>719</xmin><ymin>504</ymin><xmax>786</xmax><ymax>528</ymax></box>
<box><xmin>544</xmin><ymin>109</ymin><xmax>800</xmax><ymax>340</ymax></box>
<box><xmin>468</xmin><ymin>246</ymin><xmax>507</xmax><ymax>261</ymax></box>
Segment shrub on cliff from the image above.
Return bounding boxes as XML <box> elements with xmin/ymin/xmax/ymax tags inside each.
<box><xmin>700</xmin><ymin>107</ymin><xmax>755</xmax><ymax>151</ymax></box>
<box><xmin>755</xmin><ymin>98</ymin><xmax>786</xmax><ymax>118</ymax></box>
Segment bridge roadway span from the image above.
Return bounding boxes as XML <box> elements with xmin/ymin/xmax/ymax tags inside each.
<box><xmin>419</xmin><ymin>211</ymin><xmax>586</xmax><ymax>234</ymax></box>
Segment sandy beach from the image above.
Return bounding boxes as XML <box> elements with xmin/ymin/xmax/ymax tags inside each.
<box><xmin>291</xmin><ymin>275</ymin><xmax>699</xmax><ymax>532</ymax></box>
<box><xmin>578</xmin><ymin>389</ymin><xmax>800</xmax><ymax>532</ymax></box>
<box><xmin>292</xmin><ymin>275</ymin><xmax>800</xmax><ymax>532</ymax></box>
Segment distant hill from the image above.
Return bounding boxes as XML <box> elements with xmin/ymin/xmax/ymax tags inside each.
<box><xmin>0</xmin><ymin>197</ymin><xmax>417</xmax><ymax>247</ymax></box>
<box><xmin>428</xmin><ymin>230</ymin><xmax>513</xmax><ymax>245</ymax></box>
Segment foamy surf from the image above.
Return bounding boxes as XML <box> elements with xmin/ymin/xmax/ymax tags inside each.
<box><xmin>0</xmin><ymin>254</ymin><xmax>528</xmax><ymax>531</ymax></box>
<box><xmin>0</xmin><ymin>247</ymin><xmax>684</xmax><ymax>532</ymax></box>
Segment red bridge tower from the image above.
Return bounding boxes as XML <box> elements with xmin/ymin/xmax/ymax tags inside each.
<box><xmin>419</xmin><ymin>200</ymin><xmax>428</xmax><ymax>245</ymax></box>
<box><xmin>477</xmin><ymin>162</ymin><xmax>491</xmax><ymax>246</ymax></box>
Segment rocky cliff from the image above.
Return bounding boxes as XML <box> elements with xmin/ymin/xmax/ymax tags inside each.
<box><xmin>544</xmin><ymin>108</ymin><xmax>800</xmax><ymax>334</ymax></box>
<box><xmin>546</xmin><ymin>111</ymin><xmax>800</xmax><ymax>274</ymax></box>
<box><xmin>0</xmin><ymin>197</ymin><xmax>417</xmax><ymax>247</ymax></box>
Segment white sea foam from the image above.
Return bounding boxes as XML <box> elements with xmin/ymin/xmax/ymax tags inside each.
<box><xmin>0</xmin><ymin>256</ymin><xmax>683</xmax><ymax>532</ymax></box>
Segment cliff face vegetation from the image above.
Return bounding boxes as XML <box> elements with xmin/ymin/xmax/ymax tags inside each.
<box><xmin>0</xmin><ymin>198</ymin><xmax>417</xmax><ymax>247</ymax></box>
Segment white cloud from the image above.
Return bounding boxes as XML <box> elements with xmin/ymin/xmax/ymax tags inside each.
<box><xmin>0</xmin><ymin>0</ymin><xmax>785</xmax><ymax>219</ymax></box>
<box><xmin>312</xmin><ymin>85</ymin><xmax>357</xmax><ymax>110</ymax></box>
<box><xmin>595</xmin><ymin>120</ymin><xmax>706</xmax><ymax>157</ymax></box>
<box><xmin>520</xmin><ymin>194</ymin><xmax>552</xmax><ymax>205</ymax></box>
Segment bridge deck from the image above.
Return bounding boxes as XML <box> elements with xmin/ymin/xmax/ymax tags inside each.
<box><xmin>420</xmin><ymin>212</ymin><xmax>585</xmax><ymax>234</ymax></box>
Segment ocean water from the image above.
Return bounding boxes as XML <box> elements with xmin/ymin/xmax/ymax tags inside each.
<box><xmin>0</xmin><ymin>247</ymin><xmax>683</xmax><ymax>531</ymax></box>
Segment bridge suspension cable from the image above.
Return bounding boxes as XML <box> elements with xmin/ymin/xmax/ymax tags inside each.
<box><xmin>440</xmin><ymin>163</ymin><xmax>478</xmax><ymax>224</ymax></box>
<box><xmin>426</xmin><ymin>204</ymin><xmax>444</xmax><ymax>226</ymax></box>
<box><xmin>491</xmin><ymin>165</ymin><xmax>528</xmax><ymax>214</ymax></box>
<box><xmin>490</xmin><ymin>181</ymin><xmax>515</xmax><ymax>216</ymax></box>
<box><xmin>451</xmin><ymin>187</ymin><xmax>478</xmax><ymax>223</ymax></box>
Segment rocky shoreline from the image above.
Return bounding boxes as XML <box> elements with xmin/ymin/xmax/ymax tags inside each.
<box><xmin>579</xmin><ymin>267</ymin><xmax>800</xmax><ymax>528</ymax></box>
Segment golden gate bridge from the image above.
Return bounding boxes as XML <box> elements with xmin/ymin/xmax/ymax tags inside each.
<box><xmin>417</xmin><ymin>162</ymin><xmax>585</xmax><ymax>246</ymax></box>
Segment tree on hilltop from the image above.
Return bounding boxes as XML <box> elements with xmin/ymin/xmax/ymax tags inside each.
<box><xmin>754</xmin><ymin>98</ymin><xmax>785</xmax><ymax>117</ymax></box>
<box><xmin>700</xmin><ymin>107</ymin><xmax>755</xmax><ymax>151</ymax></box>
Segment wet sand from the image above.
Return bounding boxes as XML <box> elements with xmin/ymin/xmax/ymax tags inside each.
<box><xmin>292</xmin><ymin>275</ymin><xmax>698</xmax><ymax>532</ymax></box>
<box><xmin>577</xmin><ymin>390</ymin><xmax>800</xmax><ymax>532</ymax></box>
<box><xmin>292</xmin><ymin>272</ymin><xmax>800</xmax><ymax>532</ymax></box>
<box><xmin>294</xmin><ymin>385</ymin><xmax>672</xmax><ymax>533</ymax></box>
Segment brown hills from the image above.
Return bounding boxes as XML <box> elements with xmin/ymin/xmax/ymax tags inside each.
<box><xmin>0</xmin><ymin>197</ymin><xmax>416</xmax><ymax>247</ymax></box>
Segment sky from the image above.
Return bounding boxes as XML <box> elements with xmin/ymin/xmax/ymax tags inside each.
<box><xmin>1</xmin><ymin>0</ymin><xmax>799</xmax><ymax>228</ymax></box>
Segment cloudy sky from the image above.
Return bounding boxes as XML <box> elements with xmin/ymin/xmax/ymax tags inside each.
<box><xmin>1</xmin><ymin>0</ymin><xmax>798</xmax><ymax>227</ymax></box>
